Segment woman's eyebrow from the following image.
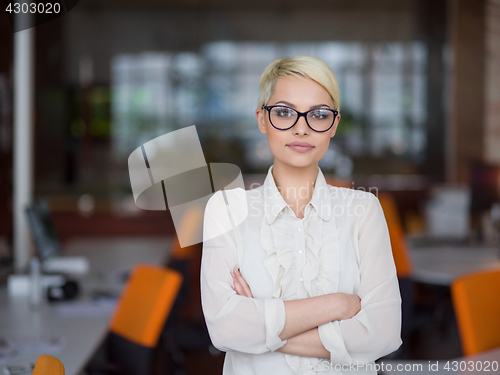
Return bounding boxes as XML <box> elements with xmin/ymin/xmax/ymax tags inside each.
<box><xmin>273</xmin><ymin>101</ymin><xmax>332</xmax><ymax>109</ymax></box>
<box><xmin>273</xmin><ymin>100</ymin><xmax>296</xmax><ymax>107</ymax></box>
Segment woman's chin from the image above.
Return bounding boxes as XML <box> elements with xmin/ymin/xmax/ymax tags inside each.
<box><xmin>274</xmin><ymin>157</ymin><xmax>318</xmax><ymax>169</ymax></box>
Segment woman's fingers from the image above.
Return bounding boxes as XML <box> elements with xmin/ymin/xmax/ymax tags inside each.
<box><xmin>231</xmin><ymin>266</ymin><xmax>253</xmax><ymax>298</ymax></box>
<box><xmin>235</xmin><ymin>268</ymin><xmax>253</xmax><ymax>298</ymax></box>
<box><xmin>231</xmin><ymin>269</ymin><xmax>246</xmax><ymax>296</ymax></box>
<box><xmin>230</xmin><ymin>269</ymin><xmax>243</xmax><ymax>295</ymax></box>
<box><xmin>232</xmin><ymin>274</ymin><xmax>245</xmax><ymax>295</ymax></box>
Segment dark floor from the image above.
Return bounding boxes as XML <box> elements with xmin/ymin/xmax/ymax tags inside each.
<box><xmin>407</xmin><ymin>282</ymin><xmax>463</xmax><ymax>360</ymax></box>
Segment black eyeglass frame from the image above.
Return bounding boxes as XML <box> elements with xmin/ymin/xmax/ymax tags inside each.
<box><xmin>263</xmin><ymin>105</ymin><xmax>339</xmax><ymax>133</ymax></box>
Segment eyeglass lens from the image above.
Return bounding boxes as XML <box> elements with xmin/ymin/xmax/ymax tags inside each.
<box><xmin>269</xmin><ymin>106</ymin><xmax>336</xmax><ymax>132</ymax></box>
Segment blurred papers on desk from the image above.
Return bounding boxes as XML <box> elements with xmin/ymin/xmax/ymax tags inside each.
<box><xmin>426</xmin><ymin>185</ymin><xmax>470</xmax><ymax>239</ymax></box>
<box><xmin>0</xmin><ymin>335</ymin><xmax>65</xmax><ymax>364</ymax></box>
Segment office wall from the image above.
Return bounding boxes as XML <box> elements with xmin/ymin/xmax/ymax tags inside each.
<box><xmin>449</xmin><ymin>0</ymin><xmax>500</xmax><ymax>183</ymax></box>
<box><xmin>449</xmin><ymin>0</ymin><xmax>486</xmax><ymax>184</ymax></box>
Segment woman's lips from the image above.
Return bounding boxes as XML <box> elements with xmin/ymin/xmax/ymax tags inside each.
<box><xmin>287</xmin><ymin>142</ymin><xmax>314</xmax><ymax>152</ymax></box>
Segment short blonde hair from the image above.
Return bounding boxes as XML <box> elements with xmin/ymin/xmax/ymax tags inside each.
<box><xmin>257</xmin><ymin>56</ymin><xmax>340</xmax><ymax>110</ymax></box>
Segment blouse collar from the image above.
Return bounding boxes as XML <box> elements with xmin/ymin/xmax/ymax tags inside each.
<box><xmin>262</xmin><ymin>165</ymin><xmax>332</xmax><ymax>225</ymax></box>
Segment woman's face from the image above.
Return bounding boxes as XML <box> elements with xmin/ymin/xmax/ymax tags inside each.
<box><xmin>256</xmin><ymin>75</ymin><xmax>340</xmax><ymax>170</ymax></box>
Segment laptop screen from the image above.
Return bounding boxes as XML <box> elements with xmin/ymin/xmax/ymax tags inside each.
<box><xmin>25</xmin><ymin>199</ymin><xmax>63</xmax><ymax>262</ymax></box>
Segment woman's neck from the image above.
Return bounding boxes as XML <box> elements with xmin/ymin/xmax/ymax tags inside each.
<box><xmin>271</xmin><ymin>161</ymin><xmax>318</xmax><ymax>213</ymax></box>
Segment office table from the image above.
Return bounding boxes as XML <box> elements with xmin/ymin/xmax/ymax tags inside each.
<box><xmin>0</xmin><ymin>236</ymin><xmax>171</xmax><ymax>375</ymax></box>
<box><xmin>379</xmin><ymin>347</ymin><xmax>500</xmax><ymax>374</ymax></box>
<box><xmin>410</xmin><ymin>246</ymin><xmax>500</xmax><ymax>286</ymax></box>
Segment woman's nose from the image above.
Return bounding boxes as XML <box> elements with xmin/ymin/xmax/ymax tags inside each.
<box><xmin>293</xmin><ymin>115</ymin><xmax>310</xmax><ymax>135</ymax></box>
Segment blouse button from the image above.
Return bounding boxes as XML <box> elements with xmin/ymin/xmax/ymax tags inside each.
<box><xmin>299</xmin><ymin>277</ymin><xmax>304</xmax><ymax>283</ymax></box>
<box><xmin>297</xmin><ymin>227</ymin><xmax>301</xmax><ymax>232</ymax></box>
<box><xmin>298</xmin><ymin>250</ymin><xmax>303</xmax><ymax>254</ymax></box>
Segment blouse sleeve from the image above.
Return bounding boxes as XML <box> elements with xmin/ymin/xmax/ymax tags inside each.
<box><xmin>200</xmin><ymin>190</ymin><xmax>287</xmax><ymax>354</ymax></box>
<box><xmin>317</xmin><ymin>193</ymin><xmax>402</xmax><ymax>365</ymax></box>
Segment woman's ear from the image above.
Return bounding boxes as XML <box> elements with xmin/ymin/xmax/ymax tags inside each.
<box><xmin>256</xmin><ymin>108</ymin><xmax>267</xmax><ymax>135</ymax></box>
<box><xmin>330</xmin><ymin>112</ymin><xmax>341</xmax><ymax>138</ymax></box>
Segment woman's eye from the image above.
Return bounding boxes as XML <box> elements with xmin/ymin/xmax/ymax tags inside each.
<box><xmin>310</xmin><ymin>110</ymin><xmax>331</xmax><ymax>120</ymax></box>
<box><xmin>274</xmin><ymin>108</ymin><xmax>294</xmax><ymax>117</ymax></box>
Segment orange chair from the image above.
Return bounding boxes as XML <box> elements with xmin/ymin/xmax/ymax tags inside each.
<box><xmin>324</xmin><ymin>177</ymin><xmax>352</xmax><ymax>188</ymax></box>
<box><xmin>109</xmin><ymin>264</ymin><xmax>183</xmax><ymax>347</ymax></box>
<box><xmin>32</xmin><ymin>354</ymin><xmax>65</xmax><ymax>375</ymax></box>
<box><xmin>168</xmin><ymin>205</ymin><xmax>206</xmax><ymax>321</ymax></box>
<box><xmin>87</xmin><ymin>264</ymin><xmax>183</xmax><ymax>375</ymax></box>
<box><xmin>170</xmin><ymin>205</ymin><xmax>204</xmax><ymax>261</ymax></box>
<box><xmin>165</xmin><ymin>206</ymin><xmax>213</xmax><ymax>372</ymax></box>
<box><xmin>378</xmin><ymin>193</ymin><xmax>413</xmax><ymax>278</ymax></box>
<box><xmin>451</xmin><ymin>270</ymin><xmax>500</xmax><ymax>356</ymax></box>
<box><xmin>378</xmin><ymin>192</ymin><xmax>414</xmax><ymax>358</ymax></box>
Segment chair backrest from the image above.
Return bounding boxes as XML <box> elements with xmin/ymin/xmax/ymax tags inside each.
<box><xmin>32</xmin><ymin>354</ymin><xmax>65</xmax><ymax>375</ymax></box>
<box><xmin>451</xmin><ymin>269</ymin><xmax>500</xmax><ymax>356</ymax></box>
<box><xmin>170</xmin><ymin>205</ymin><xmax>204</xmax><ymax>260</ymax></box>
<box><xmin>325</xmin><ymin>177</ymin><xmax>352</xmax><ymax>188</ymax></box>
<box><xmin>378</xmin><ymin>193</ymin><xmax>413</xmax><ymax>278</ymax></box>
<box><xmin>109</xmin><ymin>264</ymin><xmax>183</xmax><ymax>348</ymax></box>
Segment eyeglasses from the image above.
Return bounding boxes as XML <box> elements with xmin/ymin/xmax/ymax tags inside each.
<box><xmin>263</xmin><ymin>105</ymin><xmax>339</xmax><ymax>133</ymax></box>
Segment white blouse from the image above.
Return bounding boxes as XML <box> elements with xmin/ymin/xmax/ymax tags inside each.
<box><xmin>201</xmin><ymin>165</ymin><xmax>402</xmax><ymax>375</ymax></box>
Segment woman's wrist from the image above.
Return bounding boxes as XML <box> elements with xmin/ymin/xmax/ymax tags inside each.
<box><xmin>277</xmin><ymin>328</ymin><xmax>330</xmax><ymax>359</ymax></box>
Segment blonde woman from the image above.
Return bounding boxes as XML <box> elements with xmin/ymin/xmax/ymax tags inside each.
<box><xmin>201</xmin><ymin>56</ymin><xmax>402</xmax><ymax>374</ymax></box>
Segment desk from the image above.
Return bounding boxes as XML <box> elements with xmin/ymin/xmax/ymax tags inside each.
<box><xmin>0</xmin><ymin>289</ymin><xmax>110</xmax><ymax>375</ymax></box>
<box><xmin>410</xmin><ymin>246</ymin><xmax>500</xmax><ymax>286</ymax></box>
<box><xmin>379</xmin><ymin>347</ymin><xmax>500</xmax><ymax>374</ymax></box>
<box><xmin>0</xmin><ymin>236</ymin><xmax>171</xmax><ymax>375</ymax></box>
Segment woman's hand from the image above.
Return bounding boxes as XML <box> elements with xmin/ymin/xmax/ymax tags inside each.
<box><xmin>231</xmin><ymin>266</ymin><xmax>253</xmax><ymax>298</ymax></box>
<box><xmin>337</xmin><ymin>293</ymin><xmax>361</xmax><ymax>320</ymax></box>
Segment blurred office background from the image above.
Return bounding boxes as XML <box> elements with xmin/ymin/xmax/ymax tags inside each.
<box><xmin>1</xmin><ymin>0</ymin><xmax>500</xmax><ymax>373</ymax></box>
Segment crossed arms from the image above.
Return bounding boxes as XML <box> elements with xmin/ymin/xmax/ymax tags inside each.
<box><xmin>200</xmin><ymin>191</ymin><xmax>402</xmax><ymax>363</ymax></box>
<box><xmin>231</xmin><ymin>267</ymin><xmax>361</xmax><ymax>358</ymax></box>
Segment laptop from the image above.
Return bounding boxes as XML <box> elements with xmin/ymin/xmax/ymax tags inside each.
<box><xmin>25</xmin><ymin>199</ymin><xmax>89</xmax><ymax>274</ymax></box>
<box><xmin>25</xmin><ymin>199</ymin><xmax>63</xmax><ymax>262</ymax></box>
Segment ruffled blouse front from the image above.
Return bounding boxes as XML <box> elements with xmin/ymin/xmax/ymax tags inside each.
<box><xmin>261</xmin><ymin>201</ymin><xmax>340</xmax><ymax>301</ymax></box>
<box><xmin>260</xmin><ymin>181</ymin><xmax>340</xmax><ymax>373</ymax></box>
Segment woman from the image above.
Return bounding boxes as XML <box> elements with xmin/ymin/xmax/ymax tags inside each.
<box><xmin>201</xmin><ymin>56</ymin><xmax>402</xmax><ymax>374</ymax></box>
